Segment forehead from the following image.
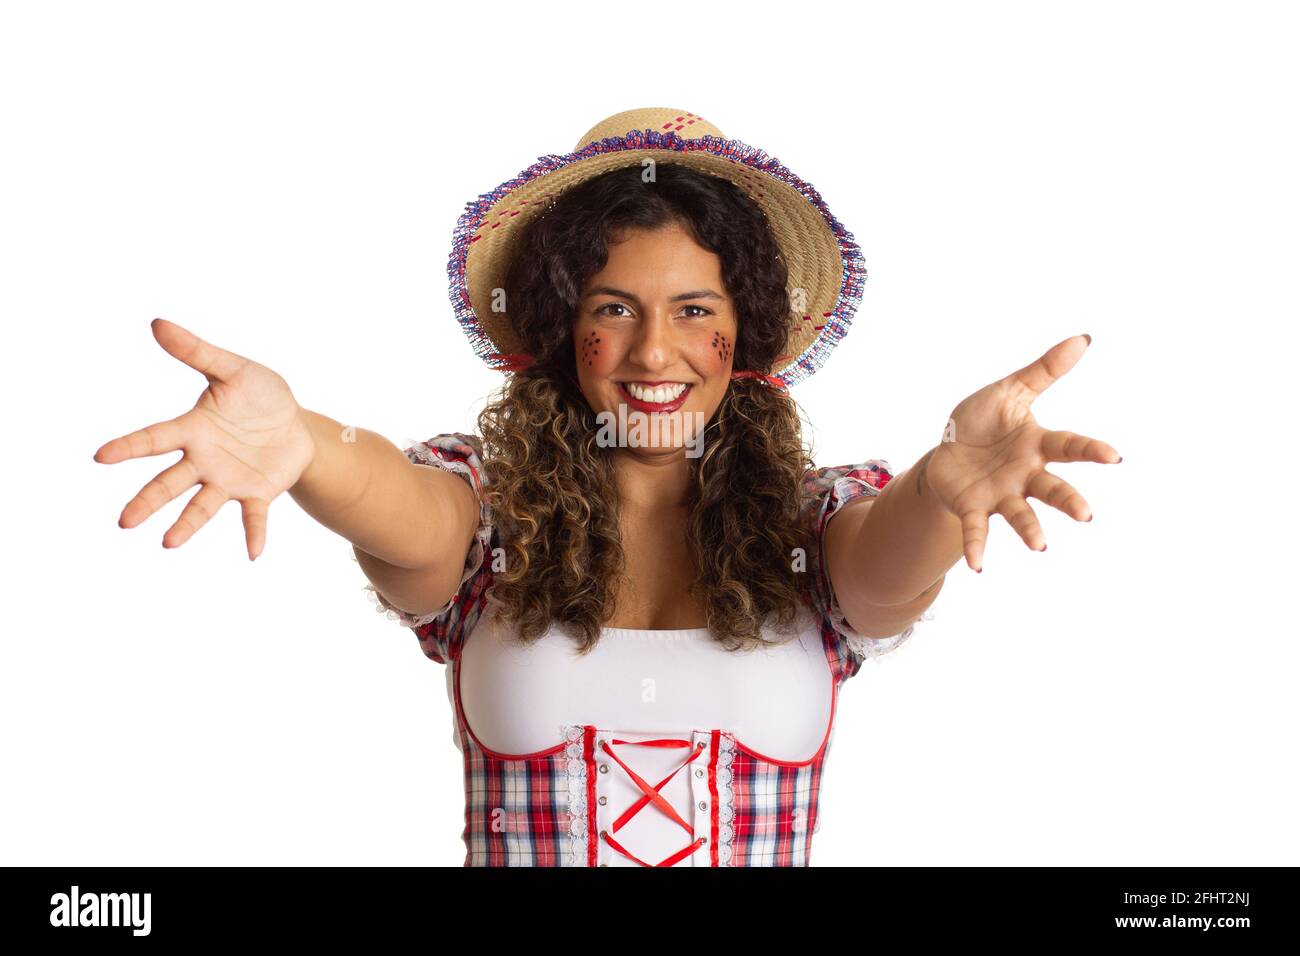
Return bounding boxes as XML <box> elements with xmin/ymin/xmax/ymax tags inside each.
<box><xmin>587</xmin><ymin>224</ymin><xmax>724</xmax><ymax>291</ymax></box>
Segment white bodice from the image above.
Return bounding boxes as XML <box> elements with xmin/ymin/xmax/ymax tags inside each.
<box><xmin>451</xmin><ymin>596</ymin><xmax>835</xmax><ymax>763</ymax></box>
<box><xmin>442</xmin><ymin>597</ymin><xmax>837</xmax><ymax>866</ymax></box>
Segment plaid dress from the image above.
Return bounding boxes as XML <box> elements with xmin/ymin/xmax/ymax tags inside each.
<box><xmin>360</xmin><ymin>433</ymin><xmax>932</xmax><ymax>866</ymax></box>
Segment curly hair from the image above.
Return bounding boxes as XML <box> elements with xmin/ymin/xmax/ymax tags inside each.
<box><xmin>473</xmin><ymin>162</ymin><xmax>822</xmax><ymax>655</ymax></box>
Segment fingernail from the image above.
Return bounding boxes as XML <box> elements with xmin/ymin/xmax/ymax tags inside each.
<box><xmin>1117</xmin><ymin>456</ymin><xmax>1123</xmax><ymax>463</ymax></box>
<box><xmin>1083</xmin><ymin>333</ymin><xmax>1092</xmax><ymax>345</ymax></box>
<box><xmin>976</xmin><ymin>565</ymin><xmax>983</xmax><ymax>573</ymax></box>
<box><xmin>1040</xmin><ymin>544</ymin><xmax>1047</xmax><ymax>552</ymax></box>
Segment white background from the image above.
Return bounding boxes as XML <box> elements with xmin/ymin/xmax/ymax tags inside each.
<box><xmin>3</xmin><ymin>0</ymin><xmax>1295</xmax><ymax>866</ymax></box>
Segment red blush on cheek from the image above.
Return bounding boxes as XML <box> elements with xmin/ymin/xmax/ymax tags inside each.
<box><xmin>577</xmin><ymin>330</ymin><xmax>605</xmax><ymax>370</ymax></box>
<box><xmin>709</xmin><ymin>331</ymin><xmax>734</xmax><ymax>367</ymax></box>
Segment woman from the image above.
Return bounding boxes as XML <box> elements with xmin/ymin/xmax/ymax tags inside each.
<box><xmin>95</xmin><ymin>107</ymin><xmax>1120</xmax><ymax>866</ymax></box>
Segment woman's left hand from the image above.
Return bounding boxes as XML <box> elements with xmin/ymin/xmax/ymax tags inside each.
<box><xmin>920</xmin><ymin>333</ymin><xmax>1121</xmax><ymax>572</ymax></box>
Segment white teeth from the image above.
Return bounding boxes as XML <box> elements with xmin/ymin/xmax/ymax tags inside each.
<box><xmin>625</xmin><ymin>382</ymin><xmax>687</xmax><ymax>403</ymax></box>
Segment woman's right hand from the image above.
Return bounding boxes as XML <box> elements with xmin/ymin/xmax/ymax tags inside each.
<box><xmin>94</xmin><ymin>318</ymin><xmax>317</xmax><ymax>561</ymax></box>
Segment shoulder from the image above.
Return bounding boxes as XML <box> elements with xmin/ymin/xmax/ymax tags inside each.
<box><xmin>801</xmin><ymin>460</ymin><xmax>895</xmax><ymax>495</ymax></box>
<box><xmin>800</xmin><ymin>460</ymin><xmax>896</xmax><ymax>528</ymax></box>
<box><xmin>406</xmin><ymin>432</ymin><xmax>488</xmax><ymax>494</ymax></box>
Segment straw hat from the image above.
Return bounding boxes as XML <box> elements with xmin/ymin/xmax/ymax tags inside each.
<box><xmin>446</xmin><ymin>107</ymin><xmax>866</xmax><ymax>389</ymax></box>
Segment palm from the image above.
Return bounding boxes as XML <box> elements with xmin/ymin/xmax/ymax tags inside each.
<box><xmin>94</xmin><ymin>319</ymin><xmax>315</xmax><ymax>560</ymax></box>
<box><xmin>921</xmin><ymin>334</ymin><xmax>1121</xmax><ymax>572</ymax></box>
<box><xmin>187</xmin><ymin>360</ymin><xmax>313</xmax><ymax>499</ymax></box>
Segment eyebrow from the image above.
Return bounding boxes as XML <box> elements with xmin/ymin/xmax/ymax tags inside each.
<box><xmin>583</xmin><ymin>286</ymin><xmax>725</xmax><ymax>303</ymax></box>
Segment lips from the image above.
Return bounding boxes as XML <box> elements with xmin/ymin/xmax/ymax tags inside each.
<box><xmin>617</xmin><ymin>382</ymin><xmax>692</xmax><ymax>413</ymax></box>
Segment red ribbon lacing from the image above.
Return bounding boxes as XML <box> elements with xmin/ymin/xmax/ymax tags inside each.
<box><xmin>598</xmin><ymin>737</ymin><xmax>709</xmax><ymax>867</ymax></box>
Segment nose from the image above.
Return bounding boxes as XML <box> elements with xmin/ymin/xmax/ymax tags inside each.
<box><xmin>624</xmin><ymin>308</ymin><xmax>676</xmax><ymax>373</ymax></box>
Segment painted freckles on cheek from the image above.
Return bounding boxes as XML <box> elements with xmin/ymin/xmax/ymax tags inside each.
<box><xmin>579</xmin><ymin>330</ymin><xmax>602</xmax><ymax>369</ymax></box>
<box><xmin>711</xmin><ymin>332</ymin><xmax>733</xmax><ymax>364</ymax></box>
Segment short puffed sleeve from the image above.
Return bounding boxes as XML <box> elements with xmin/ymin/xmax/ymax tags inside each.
<box><xmin>355</xmin><ymin>432</ymin><xmax>496</xmax><ymax>665</ymax></box>
<box><xmin>802</xmin><ymin>459</ymin><xmax>936</xmax><ymax>682</ymax></box>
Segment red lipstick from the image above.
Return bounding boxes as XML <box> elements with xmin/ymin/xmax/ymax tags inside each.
<box><xmin>617</xmin><ymin>382</ymin><xmax>692</xmax><ymax>413</ymax></box>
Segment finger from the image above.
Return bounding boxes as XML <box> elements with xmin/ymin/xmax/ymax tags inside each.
<box><xmin>1027</xmin><ymin>470</ymin><xmax>1093</xmax><ymax>522</ymax></box>
<box><xmin>996</xmin><ymin>495</ymin><xmax>1047</xmax><ymax>552</ymax></box>
<box><xmin>240</xmin><ymin>498</ymin><xmax>269</xmax><ymax>562</ymax></box>
<box><xmin>119</xmin><ymin>456</ymin><xmax>201</xmax><ymax>529</ymax></box>
<box><xmin>1039</xmin><ymin>428</ymin><xmax>1121</xmax><ymax>465</ymax></box>
<box><xmin>95</xmin><ymin>417</ymin><xmax>189</xmax><ymax>465</ymax></box>
<box><xmin>151</xmin><ymin>318</ymin><xmax>247</xmax><ymax>384</ymax></box>
<box><xmin>163</xmin><ymin>484</ymin><xmax>230</xmax><ymax>549</ymax></box>
<box><xmin>1002</xmin><ymin>333</ymin><xmax>1090</xmax><ymax>401</ymax></box>
<box><xmin>960</xmin><ymin>510</ymin><xmax>989</xmax><ymax>573</ymax></box>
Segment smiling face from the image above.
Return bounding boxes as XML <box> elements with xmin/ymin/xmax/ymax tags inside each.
<box><xmin>574</xmin><ymin>221</ymin><xmax>737</xmax><ymax>456</ymax></box>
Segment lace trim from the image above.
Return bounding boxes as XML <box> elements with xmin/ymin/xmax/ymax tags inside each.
<box><xmin>562</xmin><ymin>724</ymin><xmax>590</xmax><ymax>868</ymax></box>
<box><xmin>353</xmin><ymin>448</ymin><xmax>492</xmax><ymax>630</ymax></box>
<box><xmin>559</xmin><ymin>725</ymin><xmax>732</xmax><ymax>867</ymax></box>
<box><xmin>831</xmin><ymin>601</ymin><xmax>938</xmax><ymax>664</ymax></box>
<box><xmin>362</xmin><ymin>582</ymin><xmax>444</xmax><ymax>629</ymax></box>
<box><xmin>357</xmin><ymin>520</ymin><xmax>488</xmax><ymax>629</ymax></box>
<box><xmin>715</xmin><ymin>733</ymin><xmax>736</xmax><ymax>866</ymax></box>
<box><xmin>818</xmin><ymin>470</ymin><xmax>938</xmax><ymax>664</ymax></box>
<box><xmin>405</xmin><ymin>438</ymin><xmax>493</xmax><ymax>535</ymax></box>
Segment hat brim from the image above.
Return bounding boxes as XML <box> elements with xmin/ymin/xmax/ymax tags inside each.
<box><xmin>447</xmin><ymin>128</ymin><xmax>865</xmax><ymax>388</ymax></box>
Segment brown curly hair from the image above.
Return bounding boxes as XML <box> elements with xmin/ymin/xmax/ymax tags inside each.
<box><xmin>473</xmin><ymin>162</ymin><xmax>823</xmax><ymax>655</ymax></box>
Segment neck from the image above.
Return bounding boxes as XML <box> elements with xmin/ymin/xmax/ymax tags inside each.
<box><xmin>612</xmin><ymin>447</ymin><xmax>694</xmax><ymax>511</ymax></box>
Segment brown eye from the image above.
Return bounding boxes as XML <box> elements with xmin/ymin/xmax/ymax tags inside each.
<box><xmin>596</xmin><ymin>303</ymin><xmax>631</xmax><ymax>317</ymax></box>
<box><xmin>682</xmin><ymin>305</ymin><xmax>713</xmax><ymax>319</ymax></box>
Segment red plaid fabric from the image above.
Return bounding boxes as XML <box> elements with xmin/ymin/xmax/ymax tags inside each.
<box><xmin>360</xmin><ymin>433</ymin><xmax>926</xmax><ymax>865</ymax></box>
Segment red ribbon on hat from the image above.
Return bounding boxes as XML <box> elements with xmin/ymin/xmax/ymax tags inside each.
<box><xmin>729</xmin><ymin>369</ymin><xmax>789</xmax><ymax>390</ymax></box>
<box><xmin>488</xmin><ymin>353</ymin><xmax>536</xmax><ymax>371</ymax></box>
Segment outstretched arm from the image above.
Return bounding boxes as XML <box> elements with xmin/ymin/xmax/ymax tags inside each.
<box><xmin>824</xmin><ymin>475</ymin><xmax>954</xmax><ymax>636</ymax></box>
<box><xmin>95</xmin><ymin>319</ymin><xmax>478</xmax><ymax>619</ymax></box>
<box><xmin>290</xmin><ymin>410</ymin><xmax>480</xmax><ymax>617</ymax></box>
<box><xmin>826</xmin><ymin>334</ymin><xmax>1122</xmax><ymax>634</ymax></box>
